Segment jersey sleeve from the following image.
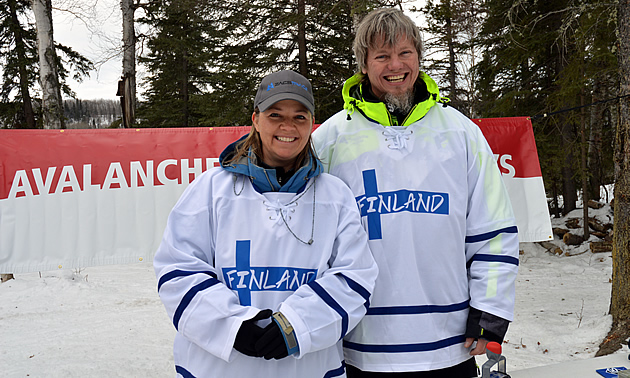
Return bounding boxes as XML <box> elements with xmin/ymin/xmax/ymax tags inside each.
<box><xmin>153</xmin><ymin>175</ymin><xmax>261</xmax><ymax>363</ymax></box>
<box><xmin>278</xmin><ymin>180</ymin><xmax>378</xmax><ymax>357</ymax></box>
<box><xmin>312</xmin><ymin>120</ymin><xmax>336</xmax><ymax>173</ymax></box>
<box><xmin>464</xmin><ymin>120</ymin><xmax>520</xmax><ymax>322</ymax></box>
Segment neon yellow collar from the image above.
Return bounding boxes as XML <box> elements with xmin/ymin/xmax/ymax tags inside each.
<box><xmin>342</xmin><ymin>71</ymin><xmax>445</xmax><ymax>126</ymax></box>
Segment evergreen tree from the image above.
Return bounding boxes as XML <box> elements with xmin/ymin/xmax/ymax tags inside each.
<box><xmin>0</xmin><ymin>0</ymin><xmax>37</xmax><ymax>128</ymax></box>
<box><xmin>0</xmin><ymin>0</ymin><xmax>93</xmax><ymax>129</ymax></box>
<box><xmin>136</xmin><ymin>0</ymin><xmax>213</xmax><ymax>127</ymax></box>
<box><xmin>474</xmin><ymin>0</ymin><xmax>617</xmax><ymax>215</ymax></box>
<box><xmin>419</xmin><ymin>0</ymin><xmax>484</xmax><ymax>117</ymax></box>
<box><xmin>137</xmin><ymin>0</ymin><xmax>400</xmax><ymax>127</ymax></box>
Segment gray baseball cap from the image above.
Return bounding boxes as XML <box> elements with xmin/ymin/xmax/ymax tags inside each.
<box><xmin>254</xmin><ymin>70</ymin><xmax>315</xmax><ymax>115</ymax></box>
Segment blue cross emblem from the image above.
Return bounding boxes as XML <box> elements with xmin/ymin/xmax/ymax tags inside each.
<box><xmin>356</xmin><ymin>169</ymin><xmax>450</xmax><ymax>240</ymax></box>
<box><xmin>222</xmin><ymin>240</ymin><xmax>318</xmax><ymax>306</ymax></box>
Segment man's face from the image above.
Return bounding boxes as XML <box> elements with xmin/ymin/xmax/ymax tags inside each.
<box><xmin>362</xmin><ymin>34</ymin><xmax>419</xmax><ymax>100</ymax></box>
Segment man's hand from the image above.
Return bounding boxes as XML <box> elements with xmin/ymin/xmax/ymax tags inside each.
<box><xmin>465</xmin><ymin>337</ymin><xmax>489</xmax><ymax>356</ymax></box>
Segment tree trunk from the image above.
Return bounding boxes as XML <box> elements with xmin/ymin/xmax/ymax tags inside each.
<box><xmin>588</xmin><ymin>76</ymin><xmax>604</xmax><ymax>201</ymax></box>
<box><xmin>561</xmin><ymin>117</ymin><xmax>578</xmax><ymax>214</ymax></box>
<box><xmin>121</xmin><ymin>0</ymin><xmax>136</xmax><ymax>127</ymax></box>
<box><xmin>598</xmin><ymin>0</ymin><xmax>630</xmax><ymax>357</ymax></box>
<box><xmin>580</xmin><ymin>86</ymin><xmax>589</xmax><ymax>240</ymax></box>
<box><xmin>32</xmin><ymin>0</ymin><xmax>64</xmax><ymax>129</ymax></box>
<box><xmin>181</xmin><ymin>55</ymin><xmax>189</xmax><ymax>127</ymax></box>
<box><xmin>611</xmin><ymin>0</ymin><xmax>630</xmax><ymax>331</ymax></box>
<box><xmin>8</xmin><ymin>0</ymin><xmax>36</xmax><ymax>129</ymax></box>
<box><xmin>445</xmin><ymin>0</ymin><xmax>458</xmax><ymax>109</ymax></box>
<box><xmin>552</xmin><ymin>180</ymin><xmax>561</xmax><ymax>218</ymax></box>
<box><xmin>297</xmin><ymin>0</ymin><xmax>307</xmax><ymax>77</ymax></box>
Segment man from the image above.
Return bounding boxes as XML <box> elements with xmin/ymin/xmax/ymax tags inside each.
<box><xmin>312</xmin><ymin>7</ymin><xmax>519</xmax><ymax>378</ymax></box>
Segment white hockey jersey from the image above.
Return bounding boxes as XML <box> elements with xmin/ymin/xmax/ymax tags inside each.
<box><xmin>313</xmin><ymin>87</ymin><xmax>519</xmax><ymax>372</ymax></box>
<box><xmin>154</xmin><ymin>168</ymin><xmax>378</xmax><ymax>377</ymax></box>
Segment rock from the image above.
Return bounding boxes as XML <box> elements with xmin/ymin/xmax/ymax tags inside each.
<box><xmin>563</xmin><ymin>232</ymin><xmax>584</xmax><ymax>246</ymax></box>
<box><xmin>605</xmin><ymin>230</ymin><xmax>613</xmax><ymax>242</ymax></box>
<box><xmin>588</xmin><ymin>217</ymin><xmax>612</xmax><ymax>233</ymax></box>
<box><xmin>566</xmin><ymin>218</ymin><xmax>581</xmax><ymax>229</ymax></box>
<box><xmin>587</xmin><ymin>200</ymin><xmax>604</xmax><ymax>209</ymax></box>
<box><xmin>553</xmin><ymin>227</ymin><xmax>569</xmax><ymax>237</ymax></box>
<box><xmin>588</xmin><ymin>218</ymin><xmax>607</xmax><ymax>232</ymax></box>
<box><xmin>537</xmin><ymin>241</ymin><xmax>558</xmax><ymax>252</ymax></box>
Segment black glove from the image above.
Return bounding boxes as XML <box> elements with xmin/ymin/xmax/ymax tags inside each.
<box><xmin>464</xmin><ymin>307</ymin><xmax>508</xmax><ymax>343</ymax></box>
<box><xmin>234</xmin><ymin>309</ymin><xmax>273</xmax><ymax>357</ymax></box>
<box><xmin>255</xmin><ymin>319</ymin><xmax>290</xmax><ymax>360</ymax></box>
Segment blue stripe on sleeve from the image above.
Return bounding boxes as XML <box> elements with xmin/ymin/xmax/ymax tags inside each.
<box><xmin>308</xmin><ymin>281</ymin><xmax>349</xmax><ymax>340</ymax></box>
<box><xmin>367</xmin><ymin>299</ymin><xmax>469</xmax><ymax>315</ymax></box>
<box><xmin>157</xmin><ymin>269</ymin><xmax>217</xmax><ymax>291</ymax></box>
<box><xmin>465</xmin><ymin>226</ymin><xmax>518</xmax><ymax>243</ymax></box>
<box><xmin>175</xmin><ymin>365</ymin><xmax>196</xmax><ymax>378</ymax></box>
<box><xmin>467</xmin><ymin>254</ymin><xmax>519</xmax><ymax>269</ymax></box>
<box><xmin>339</xmin><ymin>274</ymin><xmax>371</xmax><ymax>309</ymax></box>
<box><xmin>343</xmin><ymin>334</ymin><xmax>465</xmax><ymax>353</ymax></box>
<box><xmin>173</xmin><ymin>277</ymin><xmax>220</xmax><ymax>330</ymax></box>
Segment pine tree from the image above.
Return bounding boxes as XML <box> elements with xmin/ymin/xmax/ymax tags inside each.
<box><xmin>474</xmin><ymin>0</ymin><xmax>617</xmax><ymax>215</ymax></box>
<box><xmin>137</xmin><ymin>0</ymin><xmax>400</xmax><ymax>127</ymax></box>
<box><xmin>419</xmin><ymin>0</ymin><xmax>484</xmax><ymax>117</ymax></box>
<box><xmin>0</xmin><ymin>0</ymin><xmax>93</xmax><ymax>129</ymax></box>
<box><xmin>136</xmin><ymin>0</ymin><xmax>214</xmax><ymax>127</ymax></box>
<box><xmin>0</xmin><ymin>0</ymin><xmax>37</xmax><ymax>128</ymax></box>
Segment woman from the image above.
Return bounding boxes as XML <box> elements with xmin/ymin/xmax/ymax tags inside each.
<box><xmin>154</xmin><ymin>70</ymin><xmax>377</xmax><ymax>378</ymax></box>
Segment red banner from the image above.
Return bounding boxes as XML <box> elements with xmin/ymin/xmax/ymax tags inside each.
<box><xmin>0</xmin><ymin>119</ymin><xmax>551</xmax><ymax>273</ymax></box>
<box><xmin>1</xmin><ymin>127</ymin><xmax>249</xmax><ymax>200</ymax></box>
<box><xmin>472</xmin><ymin>117</ymin><xmax>542</xmax><ymax>178</ymax></box>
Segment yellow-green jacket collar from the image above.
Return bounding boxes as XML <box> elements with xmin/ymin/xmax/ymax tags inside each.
<box><xmin>342</xmin><ymin>71</ymin><xmax>444</xmax><ymax>126</ymax></box>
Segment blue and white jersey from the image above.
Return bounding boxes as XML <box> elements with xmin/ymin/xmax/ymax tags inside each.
<box><xmin>312</xmin><ymin>103</ymin><xmax>519</xmax><ymax>372</ymax></box>
<box><xmin>154</xmin><ymin>169</ymin><xmax>377</xmax><ymax>378</ymax></box>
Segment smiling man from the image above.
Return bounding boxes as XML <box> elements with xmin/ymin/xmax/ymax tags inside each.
<box><xmin>312</xmin><ymin>7</ymin><xmax>520</xmax><ymax>378</ymax></box>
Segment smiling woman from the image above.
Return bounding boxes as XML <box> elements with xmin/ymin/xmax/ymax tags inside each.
<box><xmin>223</xmin><ymin>70</ymin><xmax>319</xmax><ymax>185</ymax></box>
<box><xmin>253</xmin><ymin>99</ymin><xmax>313</xmax><ymax>172</ymax></box>
<box><xmin>152</xmin><ymin>70</ymin><xmax>377</xmax><ymax>377</ymax></box>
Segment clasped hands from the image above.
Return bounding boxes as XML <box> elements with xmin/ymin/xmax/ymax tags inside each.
<box><xmin>233</xmin><ymin>309</ymin><xmax>291</xmax><ymax>360</ymax></box>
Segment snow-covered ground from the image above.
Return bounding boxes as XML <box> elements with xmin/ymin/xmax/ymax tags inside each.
<box><xmin>1</xmin><ymin>202</ymin><xmax>627</xmax><ymax>377</ymax></box>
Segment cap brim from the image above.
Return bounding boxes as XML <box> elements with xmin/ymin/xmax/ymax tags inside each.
<box><xmin>257</xmin><ymin>93</ymin><xmax>315</xmax><ymax>115</ymax></box>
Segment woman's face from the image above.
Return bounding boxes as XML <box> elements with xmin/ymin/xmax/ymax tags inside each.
<box><xmin>252</xmin><ymin>99</ymin><xmax>314</xmax><ymax>171</ymax></box>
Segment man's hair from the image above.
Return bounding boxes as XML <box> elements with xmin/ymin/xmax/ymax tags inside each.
<box><xmin>353</xmin><ymin>7</ymin><xmax>423</xmax><ymax>73</ymax></box>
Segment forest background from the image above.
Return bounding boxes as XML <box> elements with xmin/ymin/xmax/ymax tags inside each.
<box><xmin>1</xmin><ymin>0</ymin><xmax>630</xmax><ymax>355</ymax></box>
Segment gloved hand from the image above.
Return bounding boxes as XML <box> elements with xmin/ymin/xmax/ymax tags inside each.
<box><xmin>233</xmin><ymin>309</ymin><xmax>273</xmax><ymax>357</ymax></box>
<box><xmin>256</xmin><ymin>312</ymin><xmax>299</xmax><ymax>360</ymax></box>
<box><xmin>464</xmin><ymin>307</ymin><xmax>507</xmax><ymax>343</ymax></box>
<box><xmin>255</xmin><ymin>319</ymin><xmax>289</xmax><ymax>360</ymax></box>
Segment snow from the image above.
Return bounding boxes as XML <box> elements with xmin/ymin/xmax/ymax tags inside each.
<box><xmin>1</xmin><ymin>201</ymin><xmax>627</xmax><ymax>377</ymax></box>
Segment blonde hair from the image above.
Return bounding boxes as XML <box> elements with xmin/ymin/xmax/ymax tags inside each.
<box><xmin>353</xmin><ymin>7</ymin><xmax>423</xmax><ymax>73</ymax></box>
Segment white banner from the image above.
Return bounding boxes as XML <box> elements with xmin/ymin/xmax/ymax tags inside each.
<box><xmin>0</xmin><ymin>120</ymin><xmax>551</xmax><ymax>273</ymax></box>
